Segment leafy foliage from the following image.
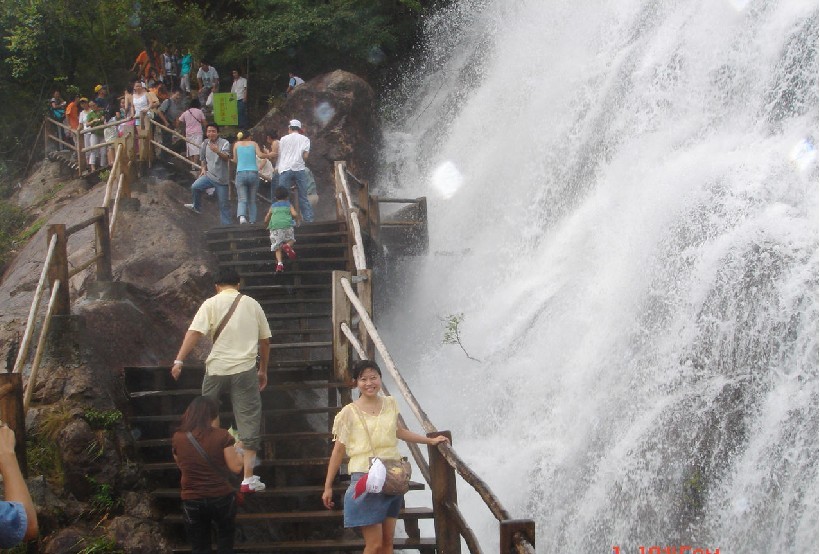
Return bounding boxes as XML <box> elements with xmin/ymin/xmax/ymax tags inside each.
<box><xmin>442</xmin><ymin>312</ymin><xmax>481</xmax><ymax>362</ymax></box>
<box><xmin>0</xmin><ymin>0</ymin><xmax>433</xmax><ymax>179</ymax></box>
<box><xmin>82</xmin><ymin>407</ymin><xmax>123</xmax><ymax>430</ymax></box>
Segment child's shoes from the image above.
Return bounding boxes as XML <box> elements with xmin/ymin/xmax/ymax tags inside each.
<box><xmin>282</xmin><ymin>243</ymin><xmax>297</xmax><ymax>260</ymax></box>
<box><xmin>275</xmin><ymin>262</ymin><xmax>284</xmax><ymax>273</ymax></box>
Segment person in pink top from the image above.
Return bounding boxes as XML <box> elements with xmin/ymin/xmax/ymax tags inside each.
<box><xmin>178</xmin><ymin>98</ymin><xmax>207</xmax><ymax>165</ymax></box>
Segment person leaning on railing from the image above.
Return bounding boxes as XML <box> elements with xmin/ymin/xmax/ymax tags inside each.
<box><xmin>322</xmin><ymin>360</ymin><xmax>449</xmax><ymax>554</ymax></box>
<box><xmin>0</xmin><ymin>421</ymin><xmax>38</xmax><ymax>548</ymax></box>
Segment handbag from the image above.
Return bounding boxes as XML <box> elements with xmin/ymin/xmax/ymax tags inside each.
<box><xmin>354</xmin><ymin>403</ymin><xmax>411</xmax><ymax>495</ymax></box>
<box><xmin>185</xmin><ymin>431</ymin><xmax>245</xmax><ymax>505</ymax></box>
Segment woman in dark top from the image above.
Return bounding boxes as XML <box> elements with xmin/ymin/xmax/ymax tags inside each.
<box><xmin>172</xmin><ymin>396</ymin><xmax>243</xmax><ymax>554</ymax></box>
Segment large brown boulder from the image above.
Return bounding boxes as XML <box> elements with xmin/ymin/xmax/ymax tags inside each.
<box><xmin>252</xmin><ymin>70</ymin><xmax>378</xmax><ymax>220</ymax></box>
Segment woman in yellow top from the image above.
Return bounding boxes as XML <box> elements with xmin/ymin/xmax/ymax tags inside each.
<box><xmin>322</xmin><ymin>360</ymin><xmax>448</xmax><ymax>553</ymax></box>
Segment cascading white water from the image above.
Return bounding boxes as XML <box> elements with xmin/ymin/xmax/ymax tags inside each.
<box><xmin>375</xmin><ymin>0</ymin><xmax>818</xmax><ymax>552</ymax></box>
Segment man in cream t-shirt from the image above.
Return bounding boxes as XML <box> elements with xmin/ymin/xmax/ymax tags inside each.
<box><xmin>170</xmin><ymin>269</ymin><xmax>271</xmax><ymax>493</ymax></box>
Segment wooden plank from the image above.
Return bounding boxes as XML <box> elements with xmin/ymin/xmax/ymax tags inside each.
<box><xmin>0</xmin><ymin>374</ymin><xmax>26</xmax><ymax>476</ymax></box>
<box><xmin>46</xmin><ymin>224</ymin><xmax>70</xmax><ymax>315</ymax></box>
<box><xmin>163</xmin><ymin>507</ymin><xmax>434</xmax><ymax>524</ymax></box>
<box><xmin>269</xmin><ymin>341</ymin><xmax>332</xmax><ymax>350</ymax></box>
<box><xmin>143</xmin><ymin>457</ymin><xmax>331</xmax><ymax>471</ymax></box>
<box><xmin>170</xmin><ymin>537</ymin><xmax>437</xmax><ymax>553</ymax></box>
<box><xmin>128</xmin><ymin>406</ymin><xmax>341</xmax><ymax>423</ymax></box>
<box><xmin>152</xmin><ymin>481</ymin><xmax>425</xmax><ymax>498</ymax></box>
<box><xmin>332</xmin><ymin>270</ymin><xmax>352</xmax><ymax>409</ymax></box>
<box><xmin>429</xmin><ymin>431</ymin><xmax>460</xmax><ymax>554</ymax></box>
<box><xmin>130</xmin><ymin>382</ymin><xmax>348</xmax><ymax>398</ymax></box>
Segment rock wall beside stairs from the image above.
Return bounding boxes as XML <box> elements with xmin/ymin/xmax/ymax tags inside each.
<box><xmin>252</xmin><ymin>70</ymin><xmax>378</xmax><ymax>221</ymax></box>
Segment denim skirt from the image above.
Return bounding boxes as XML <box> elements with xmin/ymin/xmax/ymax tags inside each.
<box><xmin>343</xmin><ymin>472</ymin><xmax>403</xmax><ymax>528</ymax></box>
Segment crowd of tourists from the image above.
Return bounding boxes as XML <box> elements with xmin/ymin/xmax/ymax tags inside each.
<box><xmin>47</xmin><ymin>46</ymin><xmax>316</xmax><ymax>273</ymax></box>
<box><xmin>47</xmin><ymin>43</ymin><xmax>306</xmax><ymax>174</ymax></box>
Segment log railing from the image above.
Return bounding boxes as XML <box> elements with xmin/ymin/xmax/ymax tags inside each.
<box><xmin>45</xmin><ymin>115</ymin><xmax>137</xmax><ymax>177</ymax></box>
<box><xmin>332</xmin><ymin>161</ymin><xmax>536</xmax><ymax>553</ymax></box>
<box><xmin>12</xmin><ymin>135</ymin><xmax>137</xmax><ymax>448</ymax></box>
<box><xmin>143</xmin><ymin>115</ymin><xmax>204</xmax><ymax>172</ymax></box>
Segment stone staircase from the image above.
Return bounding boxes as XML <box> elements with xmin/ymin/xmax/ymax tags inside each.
<box><xmin>123</xmin><ymin>220</ymin><xmax>437</xmax><ymax>552</ymax></box>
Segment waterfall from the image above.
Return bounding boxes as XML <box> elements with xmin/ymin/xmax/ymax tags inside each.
<box><xmin>375</xmin><ymin>0</ymin><xmax>818</xmax><ymax>551</ymax></box>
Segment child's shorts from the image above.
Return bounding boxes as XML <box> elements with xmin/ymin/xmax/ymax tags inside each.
<box><xmin>269</xmin><ymin>228</ymin><xmax>295</xmax><ymax>251</ymax></box>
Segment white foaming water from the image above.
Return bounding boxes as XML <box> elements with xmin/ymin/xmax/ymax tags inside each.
<box><xmin>376</xmin><ymin>0</ymin><xmax>818</xmax><ymax>551</ymax></box>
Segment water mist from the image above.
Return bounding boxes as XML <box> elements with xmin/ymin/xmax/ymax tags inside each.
<box><xmin>376</xmin><ymin>1</ymin><xmax>818</xmax><ymax>552</ymax></box>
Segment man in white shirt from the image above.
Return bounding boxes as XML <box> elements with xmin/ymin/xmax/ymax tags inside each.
<box><xmin>231</xmin><ymin>69</ymin><xmax>248</xmax><ymax>129</ymax></box>
<box><xmin>196</xmin><ymin>61</ymin><xmax>219</xmax><ymax>108</ymax></box>
<box><xmin>276</xmin><ymin>119</ymin><xmax>313</xmax><ymax>222</ymax></box>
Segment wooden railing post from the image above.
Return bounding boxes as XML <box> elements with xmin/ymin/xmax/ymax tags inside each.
<box><xmin>428</xmin><ymin>430</ymin><xmax>460</xmax><ymax>554</ymax></box>
<box><xmin>0</xmin><ymin>373</ymin><xmax>27</xmax><ymax>476</ymax></box>
<box><xmin>94</xmin><ymin>207</ymin><xmax>112</xmax><ymax>281</ymax></box>
<box><xmin>500</xmin><ymin>519</ymin><xmax>536</xmax><ymax>554</ymax></box>
<box><xmin>75</xmin><ymin>128</ymin><xmax>85</xmax><ymax>176</ymax></box>
<box><xmin>334</xmin><ymin>161</ymin><xmax>345</xmax><ymax>221</ymax></box>
<box><xmin>46</xmin><ymin>224</ymin><xmax>71</xmax><ymax>315</ymax></box>
<box><xmin>332</xmin><ymin>270</ymin><xmax>352</xmax><ymax>407</ymax></box>
<box><xmin>355</xmin><ymin>269</ymin><xmax>374</xmax><ymax>359</ymax></box>
<box><xmin>368</xmin><ymin>193</ymin><xmax>381</xmax><ymax>244</ymax></box>
<box><xmin>417</xmin><ymin>196</ymin><xmax>429</xmax><ymax>253</ymax></box>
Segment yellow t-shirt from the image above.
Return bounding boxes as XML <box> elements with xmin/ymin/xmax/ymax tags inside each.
<box><xmin>332</xmin><ymin>396</ymin><xmax>401</xmax><ymax>474</ymax></box>
<box><xmin>189</xmin><ymin>289</ymin><xmax>272</xmax><ymax>376</ymax></box>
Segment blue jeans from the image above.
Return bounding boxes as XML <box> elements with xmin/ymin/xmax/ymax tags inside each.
<box><xmin>235</xmin><ymin>170</ymin><xmax>259</xmax><ymax>223</ymax></box>
<box><xmin>191</xmin><ymin>176</ymin><xmax>231</xmax><ymax>225</ymax></box>
<box><xmin>269</xmin><ymin>172</ymin><xmax>280</xmax><ymax>202</ymax></box>
<box><xmin>182</xmin><ymin>493</ymin><xmax>237</xmax><ymax>554</ymax></box>
<box><xmin>279</xmin><ymin>169</ymin><xmax>314</xmax><ymax>222</ymax></box>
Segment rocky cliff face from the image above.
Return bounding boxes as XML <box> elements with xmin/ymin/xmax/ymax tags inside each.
<box><xmin>253</xmin><ymin>69</ymin><xmax>378</xmax><ymax>219</ymax></box>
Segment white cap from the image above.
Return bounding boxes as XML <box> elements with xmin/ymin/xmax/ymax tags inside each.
<box><xmin>365</xmin><ymin>458</ymin><xmax>386</xmax><ymax>494</ymax></box>
<box><xmin>289</xmin><ymin>119</ymin><xmax>301</xmax><ymax>128</ymax></box>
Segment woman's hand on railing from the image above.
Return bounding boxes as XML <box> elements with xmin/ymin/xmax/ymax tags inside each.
<box><xmin>427</xmin><ymin>434</ymin><xmax>450</xmax><ymax>447</ymax></box>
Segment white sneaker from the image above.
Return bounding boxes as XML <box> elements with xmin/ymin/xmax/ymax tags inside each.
<box><xmin>183</xmin><ymin>203</ymin><xmax>201</xmax><ymax>214</ymax></box>
<box><xmin>240</xmin><ymin>475</ymin><xmax>266</xmax><ymax>493</ymax></box>
<box><xmin>239</xmin><ymin>215</ymin><xmax>248</xmax><ymax>224</ymax></box>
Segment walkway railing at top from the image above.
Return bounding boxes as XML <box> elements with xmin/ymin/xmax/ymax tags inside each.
<box><xmin>45</xmin><ymin>111</ymin><xmax>205</xmax><ymax>177</ymax></box>
<box><xmin>332</xmin><ymin>161</ymin><xmax>536</xmax><ymax>553</ymax></box>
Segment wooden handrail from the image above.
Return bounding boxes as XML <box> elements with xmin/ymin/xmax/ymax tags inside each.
<box><xmin>335</xmin><ymin>165</ymin><xmax>367</xmax><ymax>271</ymax></box>
<box><xmin>335</xmin><ymin>271</ymin><xmax>536</xmax><ymax>551</ymax></box>
<box><xmin>110</xmin><ymin>174</ymin><xmax>124</xmax><ymax>235</ymax></box>
<box><xmin>443</xmin><ymin>500</ymin><xmax>484</xmax><ymax>554</ymax></box>
<box><xmin>67</xmin><ymin>252</ymin><xmax>105</xmax><ymax>278</ymax></box>
<box><xmin>65</xmin><ymin>213</ymin><xmax>104</xmax><ymax>236</ymax></box>
<box><xmin>23</xmin><ymin>280</ymin><xmax>61</xmax><ymax>412</ymax></box>
<box><xmin>12</xmin><ymin>234</ymin><xmax>58</xmax><ymax>374</ymax></box>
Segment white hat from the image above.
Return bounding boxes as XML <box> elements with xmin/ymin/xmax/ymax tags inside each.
<box><xmin>365</xmin><ymin>458</ymin><xmax>386</xmax><ymax>494</ymax></box>
<box><xmin>289</xmin><ymin>119</ymin><xmax>301</xmax><ymax>128</ymax></box>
